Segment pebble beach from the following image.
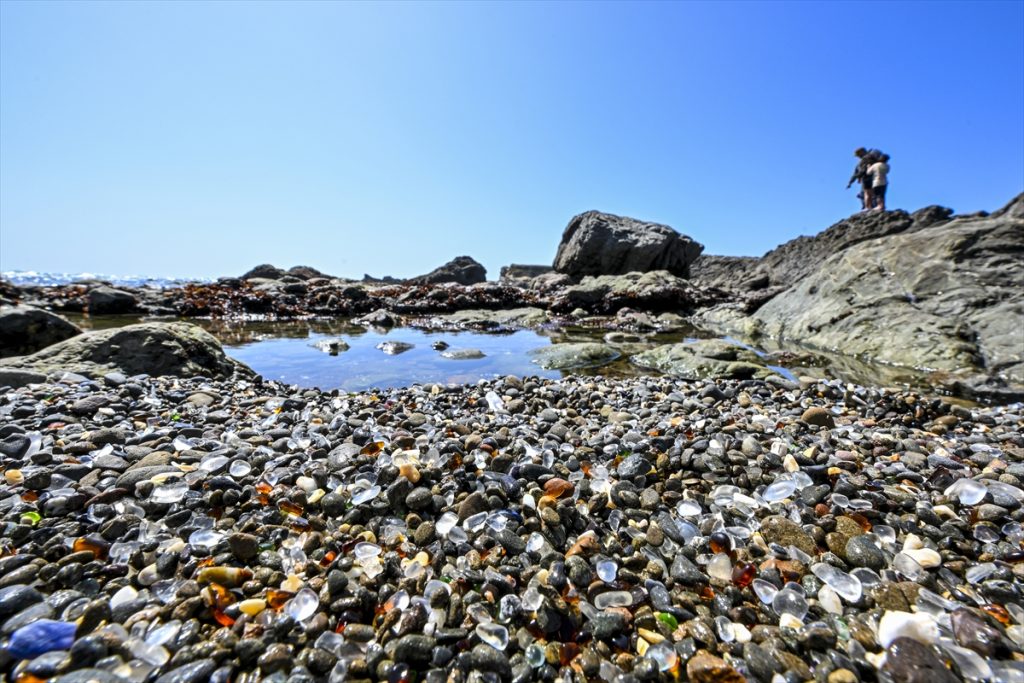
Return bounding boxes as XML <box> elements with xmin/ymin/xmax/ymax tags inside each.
<box><xmin>1</xmin><ymin>370</ymin><xmax>1022</xmax><ymax>682</ymax></box>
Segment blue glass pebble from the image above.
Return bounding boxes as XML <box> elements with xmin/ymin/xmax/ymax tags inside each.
<box><xmin>7</xmin><ymin>619</ymin><xmax>77</xmax><ymax>659</ymax></box>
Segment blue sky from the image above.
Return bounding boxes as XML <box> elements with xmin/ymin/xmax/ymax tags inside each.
<box><xmin>2</xmin><ymin>1</ymin><xmax>1022</xmax><ymax>281</ymax></box>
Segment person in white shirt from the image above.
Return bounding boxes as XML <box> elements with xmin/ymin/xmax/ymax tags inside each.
<box><xmin>867</xmin><ymin>154</ymin><xmax>890</xmax><ymax>211</ymax></box>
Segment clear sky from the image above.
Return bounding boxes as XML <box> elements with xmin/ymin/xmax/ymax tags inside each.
<box><xmin>1</xmin><ymin>1</ymin><xmax>1022</xmax><ymax>281</ymax></box>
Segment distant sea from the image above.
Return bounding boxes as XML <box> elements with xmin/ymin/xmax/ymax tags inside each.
<box><xmin>2</xmin><ymin>270</ymin><xmax>207</xmax><ymax>289</ymax></box>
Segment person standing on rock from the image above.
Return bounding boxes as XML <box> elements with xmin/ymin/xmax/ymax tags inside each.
<box><xmin>847</xmin><ymin>147</ymin><xmax>882</xmax><ymax>211</ymax></box>
<box><xmin>867</xmin><ymin>153</ymin><xmax>890</xmax><ymax>211</ymax></box>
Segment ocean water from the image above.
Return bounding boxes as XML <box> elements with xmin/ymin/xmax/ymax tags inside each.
<box><xmin>2</xmin><ymin>270</ymin><xmax>204</xmax><ymax>289</ymax></box>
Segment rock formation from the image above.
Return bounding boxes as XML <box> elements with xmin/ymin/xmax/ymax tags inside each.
<box><xmin>0</xmin><ymin>305</ymin><xmax>82</xmax><ymax>358</ymax></box>
<box><xmin>0</xmin><ymin>322</ymin><xmax>254</xmax><ymax>386</ymax></box>
<box><xmin>698</xmin><ymin>194</ymin><xmax>1024</xmax><ymax>400</ymax></box>
<box><xmin>408</xmin><ymin>256</ymin><xmax>487</xmax><ymax>286</ymax></box>
<box><xmin>87</xmin><ymin>286</ymin><xmax>137</xmax><ymax>314</ymax></box>
<box><xmin>553</xmin><ymin>211</ymin><xmax>703</xmax><ymax>280</ymax></box>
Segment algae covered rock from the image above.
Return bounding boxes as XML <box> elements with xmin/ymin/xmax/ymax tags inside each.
<box><xmin>0</xmin><ymin>322</ymin><xmax>253</xmax><ymax>385</ymax></box>
<box><xmin>529</xmin><ymin>342</ymin><xmax>620</xmax><ymax>370</ymax></box>
<box><xmin>631</xmin><ymin>339</ymin><xmax>776</xmax><ymax>380</ymax></box>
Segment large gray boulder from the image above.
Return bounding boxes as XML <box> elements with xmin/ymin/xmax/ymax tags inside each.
<box><xmin>0</xmin><ymin>322</ymin><xmax>253</xmax><ymax>385</ymax></box>
<box><xmin>553</xmin><ymin>211</ymin><xmax>703</xmax><ymax>279</ymax></box>
<box><xmin>700</xmin><ymin>194</ymin><xmax>1024</xmax><ymax>400</ymax></box>
<box><xmin>407</xmin><ymin>256</ymin><xmax>487</xmax><ymax>286</ymax></box>
<box><xmin>0</xmin><ymin>305</ymin><xmax>82</xmax><ymax>358</ymax></box>
<box><xmin>87</xmin><ymin>286</ymin><xmax>137</xmax><ymax>314</ymax></box>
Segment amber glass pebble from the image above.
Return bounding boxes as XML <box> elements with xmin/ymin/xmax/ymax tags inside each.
<box><xmin>732</xmin><ymin>562</ymin><xmax>756</xmax><ymax>588</ymax></box>
<box><xmin>709</xmin><ymin>532</ymin><xmax>732</xmax><ymax>554</ymax></box>
<box><xmin>267</xmin><ymin>589</ymin><xmax>294</xmax><ymax>610</ymax></box>
<box><xmin>73</xmin><ymin>536</ymin><xmax>110</xmax><ymax>560</ymax></box>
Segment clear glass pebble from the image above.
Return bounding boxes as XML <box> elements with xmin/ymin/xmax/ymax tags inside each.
<box><xmin>128</xmin><ymin>639</ymin><xmax>170</xmax><ymax>667</ymax></box>
<box><xmin>525</xmin><ymin>643</ymin><xmax>545</xmax><ymax>667</ymax></box>
<box><xmin>172</xmin><ymin>436</ymin><xmax>193</xmax><ymax>452</ymax></box>
<box><xmin>485</xmin><ymin>391</ymin><xmax>506</xmax><ymax>413</ymax></box>
<box><xmin>850</xmin><ymin>568</ymin><xmax>881</xmax><ymax>587</ymax></box>
<box><xmin>521</xmin><ymin>587</ymin><xmax>544</xmax><ymax>611</ymax></box>
<box><xmin>350</xmin><ymin>485</ymin><xmax>381</xmax><ymax>505</ymax></box>
<box><xmin>476</xmin><ymin>622</ymin><xmax>509</xmax><ymax>650</ymax></box>
<box><xmin>965</xmin><ymin>563</ymin><xmax>996</xmax><ymax>584</ymax></box>
<box><xmin>229</xmin><ymin>460</ymin><xmax>251</xmax><ymax>477</ymax></box>
<box><xmin>199</xmin><ymin>455</ymin><xmax>229</xmax><ymax>473</ymax></box>
<box><xmin>285</xmin><ymin>588</ymin><xmax>319</xmax><ymax>621</ymax></box>
<box><xmin>596</xmin><ymin>559</ymin><xmax>618</xmax><ymax>583</ymax></box>
<box><xmin>973</xmin><ymin>525</ymin><xmax>1000</xmax><ymax>543</ymax></box>
<box><xmin>150</xmin><ymin>479</ymin><xmax>188</xmax><ymax>504</ymax></box>
<box><xmin>646</xmin><ymin>642</ymin><xmax>678</xmax><ymax>671</ymax></box>
<box><xmin>188</xmin><ymin>529</ymin><xmax>223</xmax><ymax>550</ymax></box>
<box><xmin>872</xmin><ymin>525</ymin><xmax>896</xmax><ymax>545</ymax></box>
<box><xmin>526</xmin><ymin>532</ymin><xmax>545</xmax><ymax>554</ymax></box>
<box><xmin>715</xmin><ymin>615</ymin><xmax>735</xmax><ymax>642</ymax></box>
<box><xmin>762</xmin><ymin>479</ymin><xmax>797</xmax><ymax>502</ymax></box>
<box><xmin>448</xmin><ymin>527</ymin><xmax>468</xmax><ymax>544</ymax></box>
<box><xmin>811</xmin><ymin>563</ymin><xmax>862</xmax><ymax>602</ymax></box>
<box><xmin>463</xmin><ymin>512</ymin><xmax>487</xmax><ymax>532</ymax></box>
<box><xmin>353</xmin><ymin>542</ymin><xmax>381</xmax><ymax>560</ymax></box>
<box><xmin>752</xmin><ymin>579</ymin><xmax>779</xmax><ymax>605</ymax></box>
<box><xmin>831</xmin><ymin>493</ymin><xmax>850</xmax><ymax>508</ymax></box>
<box><xmin>944</xmin><ymin>479</ymin><xmax>987</xmax><ymax>505</ymax></box>
<box><xmin>707</xmin><ymin>553</ymin><xmax>733</xmax><ymax>582</ymax></box>
<box><xmin>818</xmin><ymin>584</ymin><xmax>843</xmax><ymax>615</ymax></box>
<box><xmin>676</xmin><ymin>500</ymin><xmax>702</xmax><ymax>517</ymax></box>
<box><xmin>144</xmin><ymin>620</ymin><xmax>181</xmax><ymax>647</ymax></box>
<box><xmin>436</xmin><ymin>512</ymin><xmax>458</xmax><ymax>537</ymax></box>
<box><xmin>772</xmin><ymin>586</ymin><xmax>809</xmax><ymax>620</ymax></box>
<box><xmin>594</xmin><ymin>591</ymin><xmax>633</xmax><ymax>610</ymax></box>
<box><xmin>315</xmin><ymin>631</ymin><xmax>346</xmax><ymax>656</ymax></box>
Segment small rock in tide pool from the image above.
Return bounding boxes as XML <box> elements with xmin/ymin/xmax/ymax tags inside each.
<box><xmin>376</xmin><ymin>341</ymin><xmax>414</xmax><ymax>355</ymax></box>
<box><xmin>311</xmin><ymin>338</ymin><xmax>349</xmax><ymax>355</ymax></box>
<box><xmin>7</xmin><ymin>619</ymin><xmax>77</xmax><ymax>659</ymax></box>
<box><xmin>440</xmin><ymin>348</ymin><xmax>485</xmax><ymax>360</ymax></box>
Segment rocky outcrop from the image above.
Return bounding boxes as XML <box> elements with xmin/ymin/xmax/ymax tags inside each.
<box><xmin>631</xmin><ymin>339</ymin><xmax>780</xmax><ymax>380</ymax></box>
<box><xmin>0</xmin><ymin>322</ymin><xmax>254</xmax><ymax>385</ymax></box>
<box><xmin>241</xmin><ymin>264</ymin><xmax>287</xmax><ymax>280</ymax></box>
<box><xmin>698</xmin><ymin>194</ymin><xmax>1024</xmax><ymax>400</ymax></box>
<box><xmin>240</xmin><ymin>264</ymin><xmax>332</xmax><ymax>281</ymax></box>
<box><xmin>529</xmin><ymin>343</ymin><xmax>620</xmax><ymax>370</ymax></box>
<box><xmin>553</xmin><ymin>211</ymin><xmax>703</xmax><ymax>279</ymax></box>
<box><xmin>87</xmin><ymin>286</ymin><xmax>137</xmax><ymax>314</ymax></box>
<box><xmin>691</xmin><ymin>205</ymin><xmax>955</xmax><ymax>297</ymax></box>
<box><xmin>0</xmin><ymin>305</ymin><xmax>82</xmax><ymax>358</ymax></box>
<box><xmin>499</xmin><ymin>264</ymin><xmax>553</xmax><ymax>285</ymax></box>
<box><xmin>408</xmin><ymin>256</ymin><xmax>487</xmax><ymax>286</ymax></box>
<box><xmin>550</xmin><ymin>271</ymin><xmax>723</xmax><ymax>315</ymax></box>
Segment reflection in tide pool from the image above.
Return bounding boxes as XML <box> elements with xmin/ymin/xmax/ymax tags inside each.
<box><xmin>225</xmin><ymin>326</ymin><xmax>563</xmax><ymax>391</ymax></box>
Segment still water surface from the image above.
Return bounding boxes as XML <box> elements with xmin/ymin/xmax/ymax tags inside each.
<box><xmin>67</xmin><ymin>315</ymin><xmax>940</xmax><ymax>394</ymax></box>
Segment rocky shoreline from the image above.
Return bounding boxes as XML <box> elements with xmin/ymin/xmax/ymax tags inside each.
<box><xmin>3</xmin><ymin>196</ymin><xmax>1022</xmax><ymax>402</ymax></box>
<box><xmin>0</xmin><ymin>199</ymin><xmax>1022</xmax><ymax>681</ymax></box>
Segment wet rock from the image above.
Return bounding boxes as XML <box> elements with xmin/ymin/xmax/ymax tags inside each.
<box><xmin>883</xmin><ymin>637</ymin><xmax>960</xmax><ymax>683</ymax></box>
<box><xmin>0</xmin><ymin>305</ymin><xmax>81</xmax><ymax>358</ymax></box>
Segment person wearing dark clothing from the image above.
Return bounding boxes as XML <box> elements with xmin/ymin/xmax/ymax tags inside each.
<box><xmin>847</xmin><ymin>147</ymin><xmax>883</xmax><ymax>211</ymax></box>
